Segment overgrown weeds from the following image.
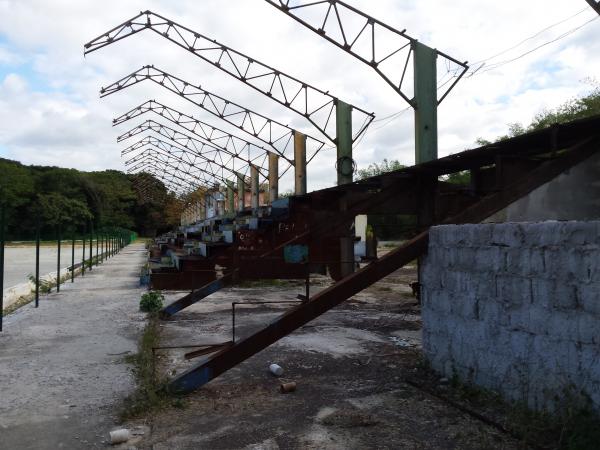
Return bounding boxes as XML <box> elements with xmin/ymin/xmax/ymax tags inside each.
<box><xmin>139</xmin><ymin>291</ymin><xmax>164</xmax><ymax>312</ymax></box>
<box><xmin>507</xmin><ymin>389</ymin><xmax>600</xmax><ymax>450</ymax></box>
<box><xmin>444</xmin><ymin>374</ymin><xmax>600</xmax><ymax>450</ymax></box>
<box><xmin>120</xmin><ymin>314</ymin><xmax>184</xmax><ymax>420</ymax></box>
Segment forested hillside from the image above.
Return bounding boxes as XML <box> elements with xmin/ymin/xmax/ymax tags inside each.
<box><xmin>0</xmin><ymin>158</ymin><xmax>181</xmax><ymax>239</ymax></box>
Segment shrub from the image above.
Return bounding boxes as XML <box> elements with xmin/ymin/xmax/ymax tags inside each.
<box><xmin>139</xmin><ymin>291</ymin><xmax>164</xmax><ymax>313</ymax></box>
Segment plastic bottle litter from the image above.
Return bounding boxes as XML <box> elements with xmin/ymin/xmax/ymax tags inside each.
<box><xmin>269</xmin><ymin>363</ymin><xmax>284</xmax><ymax>376</ymax></box>
<box><xmin>109</xmin><ymin>429</ymin><xmax>130</xmax><ymax>445</ymax></box>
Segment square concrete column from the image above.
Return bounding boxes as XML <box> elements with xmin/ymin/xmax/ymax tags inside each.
<box><xmin>336</xmin><ymin>100</ymin><xmax>355</xmax><ymax>278</ymax></box>
<box><xmin>269</xmin><ymin>153</ymin><xmax>279</xmax><ymax>203</ymax></box>
<box><xmin>226</xmin><ymin>180</ymin><xmax>235</xmax><ymax>215</ymax></box>
<box><xmin>251</xmin><ymin>165</ymin><xmax>259</xmax><ymax>214</ymax></box>
<box><xmin>413</xmin><ymin>41</ymin><xmax>438</xmax><ymax>164</ymax></box>
<box><xmin>237</xmin><ymin>173</ymin><xmax>246</xmax><ymax>212</ymax></box>
<box><xmin>294</xmin><ymin>131</ymin><xmax>307</xmax><ymax>195</ymax></box>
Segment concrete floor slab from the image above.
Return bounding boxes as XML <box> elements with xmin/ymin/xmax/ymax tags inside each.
<box><xmin>0</xmin><ymin>243</ymin><xmax>147</xmax><ymax>450</ymax></box>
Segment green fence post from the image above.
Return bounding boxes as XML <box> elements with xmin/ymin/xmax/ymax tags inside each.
<box><xmin>82</xmin><ymin>229</ymin><xmax>86</xmax><ymax>277</ymax></box>
<box><xmin>0</xmin><ymin>204</ymin><xmax>6</xmax><ymax>331</ymax></box>
<box><xmin>56</xmin><ymin>223</ymin><xmax>61</xmax><ymax>293</ymax></box>
<box><xmin>35</xmin><ymin>221</ymin><xmax>40</xmax><ymax>307</ymax></box>
<box><xmin>71</xmin><ymin>236</ymin><xmax>75</xmax><ymax>283</ymax></box>
<box><xmin>89</xmin><ymin>222</ymin><xmax>93</xmax><ymax>271</ymax></box>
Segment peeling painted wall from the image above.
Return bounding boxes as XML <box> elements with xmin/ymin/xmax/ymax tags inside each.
<box><xmin>422</xmin><ymin>222</ymin><xmax>600</xmax><ymax>411</ymax></box>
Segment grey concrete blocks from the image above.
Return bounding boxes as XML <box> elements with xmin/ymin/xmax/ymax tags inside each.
<box><xmin>422</xmin><ymin>221</ymin><xmax>600</xmax><ymax>412</ymax></box>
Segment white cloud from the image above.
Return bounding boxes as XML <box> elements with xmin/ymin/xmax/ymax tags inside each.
<box><xmin>0</xmin><ymin>0</ymin><xmax>599</xmax><ymax>192</ymax></box>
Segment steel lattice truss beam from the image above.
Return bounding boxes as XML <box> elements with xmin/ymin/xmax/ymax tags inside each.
<box><xmin>122</xmin><ymin>136</ymin><xmax>251</xmax><ymax>185</ymax></box>
<box><xmin>265</xmin><ymin>0</ymin><xmax>469</xmax><ymax>106</ymax></box>
<box><xmin>126</xmin><ymin>152</ymin><xmax>211</xmax><ymax>198</ymax></box>
<box><xmin>114</xmin><ymin>100</ymin><xmax>273</xmax><ymax>171</ymax></box>
<box><xmin>131</xmin><ymin>172</ymin><xmax>173</xmax><ymax>203</ymax></box>
<box><xmin>586</xmin><ymin>0</ymin><xmax>600</xmax><ymax>15</ymax></box>
<box><xmin>101</xmin><ymin>66</ymin><xmax>323</xmax><ymax>164</ymax></box>
<box><xmin>126</xmin><ymin>150</ymin><xmax>217</xmax><ymax>189</ymax></box>
<box><xmin>118</xmin><ymin>119</ymin><xmax>267</xmax><ymax>179</ymax></box>
<box><xmin>130</xmin><ymin>165</ymin><xmax>197</xmax><ymax>197</ymax></box>
<box><xmin>84</xmin><ymin>10</ymin><xmax>374</xmax><ymax>143</ymax></box>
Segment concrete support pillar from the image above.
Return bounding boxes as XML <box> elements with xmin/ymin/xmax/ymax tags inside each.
<box><xmin>336</xmin><ymin>100</ymin><xmax>353</xmax><ymax>186</ymax></box>
<box><xmin>336</xmin><ymin>99</ymin><xmax>355</xmax><ymax>278</ymax></box>
<box><xmin>268</xmin><ymin>153</ymin><xmax>279</xmax><ymax>203</ymax></box>
<box><xmin>251</xmin><ymin>165</ymin><xmax>259</xmax><ymax>214</ymax></box>
<box><xmin>294</xmin><ymin>131</ymin><xmax>307</xmax><ymax>195</ymax></box>
<box><xmin>413</xmin><ymin>41</ymin><xmax>438</xmax><ymax>164</ymax></box>
<box><xmin>226</xmin><ymin>180</ymin><xmax>235</xmax><ymax>215</ymax></box>
<box><xmin>204</xmin><ymin>192</ymin><xmax>211</xmax><ymax>219</ymax></box>
<box><xmin>237</xmin><ymin>173</ymin><xmax>246</xmax><ymax>212</ymax></box>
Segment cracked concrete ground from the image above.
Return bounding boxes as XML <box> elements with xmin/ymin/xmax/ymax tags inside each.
<box><xmin>133</xmin><ymin>265</ymin><xmax>520</xmax><ymax>450</ymax></box>
<box><xmin>0</xmin><ymin>243</ymin><xmax>147</xmax><ymax>450</ymax></box>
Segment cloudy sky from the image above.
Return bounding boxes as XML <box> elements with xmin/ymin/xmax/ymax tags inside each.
<box><xmin>0</xmin><ymin>0</ymin><xmax>599</xmax><ymax>193</ymax></box>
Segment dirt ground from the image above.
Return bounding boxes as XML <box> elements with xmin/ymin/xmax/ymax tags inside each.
<box><xmin>128</xmin><ymin>264</ymin><xmax>521</xmax><ymax>450</ymax></box>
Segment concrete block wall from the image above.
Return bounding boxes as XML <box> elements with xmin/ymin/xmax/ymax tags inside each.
<box><xmin>422</xmin><ymin>221</ymin><xmax>600</xmax><ymax>411</ymax></box>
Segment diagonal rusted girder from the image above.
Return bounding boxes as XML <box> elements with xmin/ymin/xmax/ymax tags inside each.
<box><xmin>83</xmin><ymin>10</ymin><xmax>374</xmax><ymax>143</ymax></box>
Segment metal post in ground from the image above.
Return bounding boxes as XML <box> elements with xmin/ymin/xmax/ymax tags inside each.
<box><xmin>56</xmin><ymin>223</ymin><xmax>61</xmax><ymax>293</ymax></box>
<box><xmin>95</xmin><ymin>229</ymin><xmax>99</xmax><ymax>266</ymax></box>
<box><xmin>35</xmin><ymin>221</ymin><xmax>40</xmax><ymax>307</ymax></box>
<box><xmin>100</xmin><ymin>233</ymin><xmax>104</xmax><ymax>262</ymax></box>
<box><xmin>82</xmin><ymin>228</ymin><xmax>86</xmax><ymax>277</ymax></box>
<box><xmin>89</xmin><ymin>222</ymin><xmax>93</xmax><ymax>271</ymax></box>
<box><xmin>71</xmin><ymin>236</ymin><xmax>75</xmax><ymax>283</ymax></box>
<box><xmin>0</xmin><ymin>204</ymin><xmax>6</xmax><ymax>331</ymax></box>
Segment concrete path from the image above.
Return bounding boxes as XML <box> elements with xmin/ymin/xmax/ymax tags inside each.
<box><xmin>0</xmin><ymin>243</ymin><xmax>147</xmax><ymax>449</ymax></box>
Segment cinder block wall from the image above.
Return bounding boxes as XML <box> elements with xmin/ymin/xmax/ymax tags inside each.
<box><xmin>422</xmin><ymin>221</ymin><xmax>600</xmax><ymax>411</ymax></box>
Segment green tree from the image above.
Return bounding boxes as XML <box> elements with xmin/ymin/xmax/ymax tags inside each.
<box><xmin>476</xmin><ymin>87</ymin><xmax>600</xmax><ymax>144</ymax></box>
<box><xmin>357</xmin><ymin>159</ymin><xmax>405</xmax><ymax>179</ymax></box>
<box><xmin>37</xmin><ymin>193</ymin><xmax>92</xmax><ymax>227</ymax></box>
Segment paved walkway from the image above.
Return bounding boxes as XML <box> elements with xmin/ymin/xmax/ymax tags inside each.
<box><xmin>0</xmin><ymin>243</ymin><xmax>147</xmax><ymax>449</ymax></box>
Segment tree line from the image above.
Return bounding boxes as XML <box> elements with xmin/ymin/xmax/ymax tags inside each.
<box><xmin>0</xmin><ymin>158</ymin><xmax>182</xmax><ymax>240</ymax></box>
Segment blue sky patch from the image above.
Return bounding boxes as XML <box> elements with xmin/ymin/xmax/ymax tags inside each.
<box><xmin>0</xmin><ymin>33</ymin><xmax>54</xmax><ymax>93</ymax></box>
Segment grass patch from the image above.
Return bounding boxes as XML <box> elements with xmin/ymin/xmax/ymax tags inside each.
<box><xmin>2</xmin><ymin>293</ymin><xmax>35</xmax><ymax>316</ymax></box>
<box><xmin>120</xmin><ymin>314</ymin><xmax>184</xmax><ymax>420</ymax></box>
<box><xmin>507</xmin><ymin>391</ymin><xmax>600</xmax><ymax>450</ymax></box>
<box><xmin>445</xmin><ymin>375</ymin><xmax>600</xmax><ymax>450</ymax></box>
